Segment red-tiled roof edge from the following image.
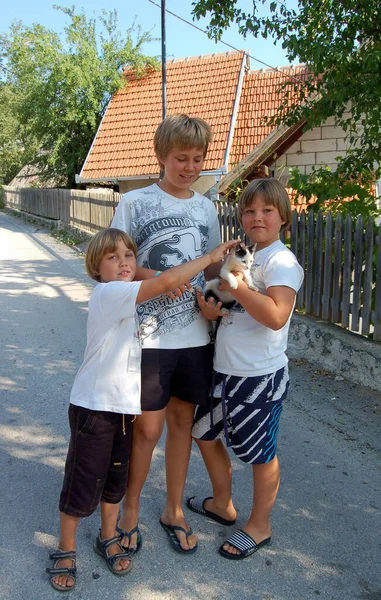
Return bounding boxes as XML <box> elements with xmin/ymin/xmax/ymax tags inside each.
<box><xmin>218</xmin><ymin>120</ymin><xmax>307</xmax><ymax>194</ymax></box>
<box><xmin>247</xmin><ymin>63</ymin><xmax>307</xmax><ymax>74</ymax></box>
<box><xmin>166</xmin><ymin>49</ymin><xmax>246</xmax><ymax>63</ymax></box>
<box><xmin>77</xmin><ymin>95</ymin><xmax>114</xmax><ymax>183</ymax></box>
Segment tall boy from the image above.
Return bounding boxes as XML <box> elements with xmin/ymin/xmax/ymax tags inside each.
<box><xmin>189</xmin><ymin>178</ymin><xmax>304</xmax><ymax>559</ymax></box>
<box><xmin>111</xmin><ymin>114</ymin><xmax>221</xmax><ymax>553</ymax></box>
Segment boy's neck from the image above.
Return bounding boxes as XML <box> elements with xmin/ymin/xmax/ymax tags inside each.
<box><xmin>157</xmin><ymin>180</ymin><xmax>194</xmax><ymax>200</ymax></box>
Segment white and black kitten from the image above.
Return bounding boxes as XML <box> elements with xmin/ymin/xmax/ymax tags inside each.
<box><xmin>204</xmin><ymin>243</ymin><xmax>257</xmax><ymax>309</ymax></box>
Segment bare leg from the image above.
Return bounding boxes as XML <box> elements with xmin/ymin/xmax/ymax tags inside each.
<box><xmin>193</xmin><ymin>438</ymin><xmax>237</xmax><ymax>521</ymax></box>
<box><xmin>119</xmin><ymin>409</ymin><xmax>166</xmax><ymax>548</ymax></box>
<box><xmin>50</xmin><ymin>512</ymin><xmax>79</xmax><ymax>590</ymax></box>
<box><xmin>99</xmin><ymin>501</ymin><xmax>131</xmax><ymax>572</ymax></box>
<box><xmin>222</xmin><ymin>456</ymin><xmax>280</xmax><ymax>556</ymax></box>
<box><xmin>160</xmin><ymin>397</ymin><xmax>197</xmax><ymax>551</ymax></box>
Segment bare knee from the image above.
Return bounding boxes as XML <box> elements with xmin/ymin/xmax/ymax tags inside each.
<box><xmin>134</xmin><ymin>412</ymin><xmax>165</xmax><ymax>445</ymax></box>
<box><xmin>166</xmin><ymin>397</ymin><xmax>195</xmax><ymax>432</ymax></box>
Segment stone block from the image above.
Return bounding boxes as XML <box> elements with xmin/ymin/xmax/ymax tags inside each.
<box><xmin>321</xmin><ymin>126</ymin><xmax>347</xmax><ymax>139</ymax></box>
<box><xmin>287</xmin><ymin>152</ymin><xmax>316</xmax><ymax>166</ymax></box>
<box><xmin>316</xmin><ymin>151</ymin><xmax>346</xmax><ymax>164</ymax></box>
<box><xmin>301</xmin><ymin>139</ymin><xmax>337</xmax><ymax>153</ymax></box>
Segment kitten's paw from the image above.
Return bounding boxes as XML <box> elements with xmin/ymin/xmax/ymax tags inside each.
<box><xmin>228</xmin><ymin>279</ymin><xmax>238</xmax><ymax>290</ymax></box>
<box><xmin>248</xmin><ymin>283</ymin><xmax>259</xmax><ymax>291</ymax></box>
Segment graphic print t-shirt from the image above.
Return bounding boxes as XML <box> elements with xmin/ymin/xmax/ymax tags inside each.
<box><xmin>111</xmin><ymin>184</ymin><xmax>221</xmax><ymax>349</ymax></box>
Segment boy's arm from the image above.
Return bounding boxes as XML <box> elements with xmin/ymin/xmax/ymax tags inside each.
<box><xmin>204</xmin><ymin>260</ymin><xmax>223</xmax><ymax>281</ymax></box>
<box><xmin>134</xmin><ymin>266</ymin><xmax>157</xmax><ymax>280</ymax></box>
<box><xmin>219</xmin><ymin>276</ymin><xmax>296</xmax><ymax>330</ymax></box>
<box><xmin>136</xmin><ymin>240</ymin><xmax>238</xmax><ymax>305</ymax></box>
<box><xmin>134</xmin><ymin>265</ymin><xmax>192</xmax><ymax>299</ymax></box>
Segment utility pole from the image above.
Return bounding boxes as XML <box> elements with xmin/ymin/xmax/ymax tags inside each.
<box><xmin>161</xmin><ymin>0</ymin><xmax>167</xmax><ymax>121</ymax></box>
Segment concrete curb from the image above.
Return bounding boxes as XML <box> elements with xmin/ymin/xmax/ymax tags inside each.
<box><xmin>289</xmin><ymin>312</ymin><xmax>381</xmax><ymax>392</ymax></box>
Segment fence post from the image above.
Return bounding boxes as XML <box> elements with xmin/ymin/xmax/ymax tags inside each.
<box><xmin>322</xmin><ymin>211</ymin><xmax>333</xmax><ymax>319</ymax></box>
<box><xmin>374</xmin><ymin>223</ymin><xmax>381</xmax><ymax>341</ymax></box>
<box><xmin>361</xmin><ymin>217</ymin><xmax>374</xmax><ymax>336</ymax></box>
<box><xmin>331</xmin><ymin>213</ymin><xmax>342</xmax><ymax>323</ymax></box>
<box><xmin>351</xmin><ymin>215</ymin><xmax>364</xmax><ymax>332</ymax></box>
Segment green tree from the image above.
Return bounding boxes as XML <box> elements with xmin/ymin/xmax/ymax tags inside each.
<box><xmin>0</xmin><ymin>6</ymin><xmax>158</xmax><ymax>187</ymax></box>
<box><xmin>192</xmin><ymin>0</ymin><xmax>381</xmax><ymax>184</ymax></box>
<box><xmin>0</xmin><ymin>82</ymin><xmax>27</xmax><ymax>184</ymax></box>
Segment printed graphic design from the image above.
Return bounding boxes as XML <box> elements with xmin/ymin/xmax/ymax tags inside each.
<box><xmin>131</xmin><ymin>198</ymin><xmax>210</xmax><ymax>340</ymax></box>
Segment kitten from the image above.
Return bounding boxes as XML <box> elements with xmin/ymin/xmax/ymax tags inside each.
<box><xmin>204</xmin><ymin>243</ymin><xmax>257</xmax><ymax>309</ymax></box>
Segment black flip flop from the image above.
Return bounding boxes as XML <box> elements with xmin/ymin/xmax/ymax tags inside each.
<box><xmin>186</xmin><ymin>496</ymin><xmax>236</xmax><ymax>526</ymax></box>
<box><xmin>219</xmin><ymin>529</ymin><xmax>271</xmax><ymax>560</ymax></box>
<box><xmin>159</xmin><ymin>520</ymin><xmax>198</xmax><ymax>554</ymax></box>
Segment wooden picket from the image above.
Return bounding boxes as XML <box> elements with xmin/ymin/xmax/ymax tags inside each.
<box><xmin>2</xmin><ymin>185</ymin><xmax>381</xmax><ymax>341</ymax></box>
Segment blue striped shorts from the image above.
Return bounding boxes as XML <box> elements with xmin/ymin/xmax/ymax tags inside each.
<box><xmin>192</xmin><ymin>366</ymin><xmax>289</xmax><ymax>465</ymax></box>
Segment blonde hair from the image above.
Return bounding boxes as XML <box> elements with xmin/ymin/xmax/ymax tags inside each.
<box><xmin>85</xmin><ymin>228</ymin><xmax>137</xmax><ymax>282</ymax></box>
<box><xmin>154</xmin><ymin>114</ymin><xmax>213</xmax><ymax>161</ymax></box>
<box><xmin>238</xmin><ymin>178</ymin><xmax>292</xmax><ymax>231</ymax></box>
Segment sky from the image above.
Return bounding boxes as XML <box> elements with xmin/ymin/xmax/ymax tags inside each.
<box><xmin>1</xmin><ymin>0</ymin><xmax>294</xmax><ymax>71</ymax></box>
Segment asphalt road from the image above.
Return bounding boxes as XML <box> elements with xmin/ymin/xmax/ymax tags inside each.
<box><xmin>1</xmin><ymin>211</ymin><xmax>380</xmax><ymax>600</ymax></box>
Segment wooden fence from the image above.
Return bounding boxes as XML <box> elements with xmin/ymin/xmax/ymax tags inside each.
<box><xmin>3</xmin><ymin>185</ymin><xmax>381</xmax><ymax>341</ymax></box>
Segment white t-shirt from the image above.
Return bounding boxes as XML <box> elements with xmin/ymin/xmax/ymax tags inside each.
<box><xmin>214</xmin><ymin>240</ymin><xmax>304</xmax><ymax>377</ymax></box>
<box><xmin>111</xmin><ymin>183</ymin><xmax>221</xmax><ymax>349</ymax></box>
<box><xmin>70</xmin><ymin>280</ymin><xmax>142</xmax><ymax>414</ymax></box>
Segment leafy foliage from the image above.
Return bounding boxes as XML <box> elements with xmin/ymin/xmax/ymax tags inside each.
<box><xmin>192</xmin><ymin>0</ymin><xmax>381</xmax><ymax>181</ymax></box>
<box><xmin>0</xmin><ymin>6</ymin><xmax>158</xmax><ymax>187</ymax></box>
<box><xmin>288</xmin><ymin>166</ymin><xmax>379</xmax><ymax>218</ymax></box>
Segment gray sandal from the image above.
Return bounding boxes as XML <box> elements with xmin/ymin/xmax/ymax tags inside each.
<box><xmin>94</xmin><ymin>533</ymin><xmax>133</xmax><ymax>576</ymax></box>
<box><xmin>46</xmin><ymin>548</ymin><xmax>76</xmax><ymax>592</ymax></box>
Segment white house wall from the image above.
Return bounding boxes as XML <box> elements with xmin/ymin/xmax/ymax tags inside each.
<box><xmin>272</xmin><ymin>115</ymin><xmax>360</xmax><ymax>179</ymax></box>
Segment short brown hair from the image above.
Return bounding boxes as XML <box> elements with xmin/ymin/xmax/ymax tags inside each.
<box><xmin>85</xmin><ymin>228</ymin><xmax>137</xmax><ymax>282</ymax></box>
<box><xmin>154</xmin><ymin>114</ymin><xmax>213</xmax><ymax>161</ymax></box>
<box><xmin>238</xmin><ymin>178</ymin><xmax>292</xmax><ymax>231</ymax></box>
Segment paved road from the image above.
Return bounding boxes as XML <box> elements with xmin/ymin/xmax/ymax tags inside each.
<box><xmin>1</xmin><ymin>211</ymin><xmax>380</xmax><ymax>600</ymax></box>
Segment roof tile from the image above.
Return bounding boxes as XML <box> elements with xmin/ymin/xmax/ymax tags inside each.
<box><xmin>80</xmin><ymin>53</ymin><xmax>308</xmax><ymax>182</ymax></box>
<box><xmin>80</xmin><ymin>51</ymin><xmax>244</xmax><ymax>180</ymax></box>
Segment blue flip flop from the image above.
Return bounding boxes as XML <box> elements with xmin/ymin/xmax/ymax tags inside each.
<box><xmin>159</xmin><ymin>520</ymin><xmax>198</xmax><ymax>554</ymax></box>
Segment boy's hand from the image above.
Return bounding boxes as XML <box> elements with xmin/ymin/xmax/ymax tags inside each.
<box><xmin>209</xmin><ymin>239</ymin><xmax>240</xmax><ymax>264</ymax></box>
<box><xmin>218</xmin><ymin>271</ymin><xmax>244</xmax><ymax>291</ymax></box>
<box><xmin>196</xmin><ymin>290</ymin><xmax>227</xmax><ymax>320</ymax></box>
<box><xmin>167</xmin><ymin>281</ymin><xmax>193</xmax><ymax>300</ymax></box>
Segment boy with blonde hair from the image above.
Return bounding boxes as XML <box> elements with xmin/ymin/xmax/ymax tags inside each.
<box><xmin>189</xmin><ymin>178</ymin><xmax>304</xmax><ymax>560</ymax></box>
<box><xmin>111</xmin><ymin>114</ymin><xmax>221</xmax><ymax>553</ymax></box>
<box><xmin>46</xmin><ymin>228</ymin><xmax>236</xmax><ymax>591</ymax></box>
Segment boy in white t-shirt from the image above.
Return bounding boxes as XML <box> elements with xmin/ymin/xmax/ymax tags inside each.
<box><xmin>188</xmin><ymin>178</ymin><xmax>304</xmax><ymax>560</ymax></box>
<box><xmin>46</xmin><ymin>228</ymin><xmax>236</xmax><ymax>591</ymax></box>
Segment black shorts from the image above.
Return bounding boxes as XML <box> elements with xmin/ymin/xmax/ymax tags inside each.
<box><xmin>141</xmin><ymin>345</ymin><xmax>214</xmax><ymax>411</ymax></box>
<box><xmin>59</xmin><ymin>405</ymin><xmax>134</xmax><ymax>518</ymax></box>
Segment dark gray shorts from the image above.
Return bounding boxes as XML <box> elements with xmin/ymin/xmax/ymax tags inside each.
<box><xmin>192</xmin><ymin>367</ymin><xmax>289</xmax><ymax>464</ymax></box>
<box><xmin>59</xmin><ymin>405</ymin><xmax>134</xmax><ymax>518</ymax></box>
<box><xmin>141</xmin><ymin>345</ymin><xmax>214</xmax><ymax>411</ymax></box>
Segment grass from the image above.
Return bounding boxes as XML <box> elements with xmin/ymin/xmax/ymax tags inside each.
<box><xmin>51</xmin><ymin>228</ymin><xmax>87</xmax><ymax>248</ymax></box>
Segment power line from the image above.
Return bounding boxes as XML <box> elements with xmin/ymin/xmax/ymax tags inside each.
<box><xmin>147</xmin><ymin>0</ymin><xmax>307</xmax><ymax>84</ymax></box>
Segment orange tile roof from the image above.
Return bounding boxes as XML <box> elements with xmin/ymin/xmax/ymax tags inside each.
<box><xmin>229</xmin><ymin>65</ymin><xmax>309</xmax><ymax>170</ymax></box>
<box><xmin>80</xmin><ymin>51</ymin><xmax>246</xmax><ymax>181</ymax></box>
